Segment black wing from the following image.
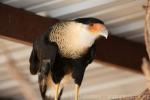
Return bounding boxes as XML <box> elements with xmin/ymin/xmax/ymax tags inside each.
<box><xmin>71</xmin><ymin>42</ymin><xmax>96</xmax><ymax>86</ymax></box>
<box><xmin>85</xmin><ymin>41</ymin><xmax>96</xmax><ymax>65</ymax></box>
<box><xmin>29</xmin><ymin>32</ymin><xmax>58</xmax><ymax>75</ymax></box>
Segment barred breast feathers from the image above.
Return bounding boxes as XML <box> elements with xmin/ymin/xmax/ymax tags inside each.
<box><xmin>49</xmin><ymin>21</ymin><xmax>95</xmax><ymax>59</ymax></box>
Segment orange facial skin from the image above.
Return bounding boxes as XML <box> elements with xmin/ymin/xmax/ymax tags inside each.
<box><xmin>89</xmin><ymin>23</ymin><xmax>104</xmax><ymax>33</ymax></box>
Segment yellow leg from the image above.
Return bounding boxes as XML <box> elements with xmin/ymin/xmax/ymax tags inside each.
<box><xmin>55</xmin><ymin>83</ymin><xmax>60</xmax><ymax>100</ymax></box>
<box><xmin>75</xmin><ymin>84</ymin><xmax>80</xmax><ymax>100</ymax></box>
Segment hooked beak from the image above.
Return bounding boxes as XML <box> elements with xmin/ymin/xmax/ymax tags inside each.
<box><xmin>100</xmin><ymin>27</ymin><xmax>109</xmax><ymax>39</ymax></box>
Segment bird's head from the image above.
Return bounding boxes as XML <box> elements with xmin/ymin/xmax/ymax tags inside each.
<box><xmin>75</xmin><ymin>17</ymin><xmax>109</xmax><ymax>39</ymax></box>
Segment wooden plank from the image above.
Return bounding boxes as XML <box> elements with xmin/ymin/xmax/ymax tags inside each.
<box><xmin>95</xmin><ymin>36</ymin><xmax>148</xmax><ymax>73</ymax></box>
<box><xmin>0</xmin><ymin>3</ymin><xmax>148</xmax><ymax>73</ymax></box>
<box><xmin>0</xmin><ymin>3</ymin><xmax>59</xmax><ymax>43</ymax></box>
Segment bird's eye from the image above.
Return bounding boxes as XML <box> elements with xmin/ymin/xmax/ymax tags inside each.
<box><xmin>89</xmin><ymin>23</ymin><xmax>94</xmax><ymax>26</ymax></box>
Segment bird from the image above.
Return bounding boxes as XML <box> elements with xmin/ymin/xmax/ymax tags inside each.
<box><xmin>29</xmin><ymin>17</ymin><xmax>108</xmax><ymax>100</ymax></box>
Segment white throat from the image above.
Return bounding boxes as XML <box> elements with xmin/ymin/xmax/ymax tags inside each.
<box><xmin>49</xmin><ymin>22</ymin><xmax>98</xmax><ymax>59</ymax></box>
<box><xmin>78</xmin><ymin>25</ymin><xmax>97</xmax><ymax>47</ymax></box>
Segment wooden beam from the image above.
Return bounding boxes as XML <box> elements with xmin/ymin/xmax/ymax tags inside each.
<box><xmin>95</xmin><ymin>36</ymin><xmax>148</xmax><ymax>73</ymax></box>
<box><xmin>144</xmin><ymin>0</ymin><xmax>150</xmax><ymax>59</ymax></box>
<box><xmin>0</xmin><ymin>3</ymin><xmax>148</xmax><ymax>73</ymax></box>
<box><xmin>0</xmin><ymin>3</ymin><xmax>59</xmax><ymax>43</ymax></box>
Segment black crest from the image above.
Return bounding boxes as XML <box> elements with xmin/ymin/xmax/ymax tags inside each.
<box><xmin>74</xmin><ymin>17</ymin><xmax>104</xmax><ymax>25</ymax></box>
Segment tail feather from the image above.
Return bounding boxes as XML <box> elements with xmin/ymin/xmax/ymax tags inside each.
<box><xmin>41</xmin><ymin>88</ymin><xmax>63</xmax><ymax>100</ymax></box>
<box><xmin>58</xmin><ymin>88</ymin><xmax>64</xmax><ymax>100</ymax></box>
<box><xmin>38</xmin><ymin>74</ymin><xmax>63</xmax><ymax>100</ymax></box>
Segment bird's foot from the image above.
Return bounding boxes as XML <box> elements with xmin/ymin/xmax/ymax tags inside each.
<box><xmin>54</xmin><ymin>83</ymin><xmax>60</xmax><ymax>100</ymax></box>
<box><xmin>75</xmin><ymin>84</ymin><xmax>80</xmax><ymax>100</ymax></box>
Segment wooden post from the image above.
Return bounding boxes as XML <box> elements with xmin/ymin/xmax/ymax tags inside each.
<box><xmin>113</xmin><ymin>0</ymin><xmax>150</xmax><ymax>99</ymax></box>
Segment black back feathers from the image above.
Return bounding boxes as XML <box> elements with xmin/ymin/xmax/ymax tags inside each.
<box><xmin>29</xmin><ymin>32</ymin><xmax>58</xmax><ymax>75</ymax></box>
